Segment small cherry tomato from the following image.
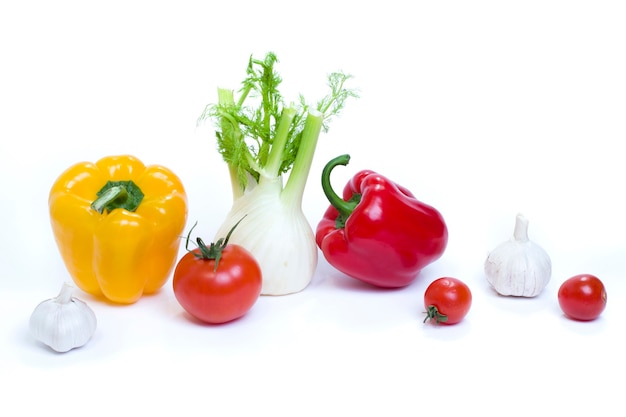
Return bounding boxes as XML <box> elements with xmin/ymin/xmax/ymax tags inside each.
<box><xmin>423</xmin><ymin>277</ymin><xmax>472</xmax><ymax>325</ymax></box>
<box><xmin>558</xmin><ymin>274</ymin><xmax>607</xmax><ymax>321</ymax></box>
<box><xmin>173</xmin><ymin>220</ymin><xmax>262</xmax><ymax>324</ymax></box>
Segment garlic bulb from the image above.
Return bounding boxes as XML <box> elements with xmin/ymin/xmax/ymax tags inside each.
<box><xmin>29</xmin><ymin>282</ymin><xmax>97</xmax><ymax>353</ymax></box>
<box><xmin>484</xmin><ymin>214</ymin><xmax>551</xmax><ymax>297</ymax></box>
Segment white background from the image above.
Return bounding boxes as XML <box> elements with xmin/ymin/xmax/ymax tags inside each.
<box><xmin>1</xmin><ymin>1</ymin><xmax>625</xmax><ymax>415</ymax></box>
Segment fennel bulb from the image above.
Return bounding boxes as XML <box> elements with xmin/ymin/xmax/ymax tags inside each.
<box><xmin>198</xmin><ymin>52</ymin><xmax>357</xmax><ymax>295</ymax></box>
<box><xmin>214</xmin><ymin>176</ymin><xmax>318</xmax><ymax>295</ymax></box>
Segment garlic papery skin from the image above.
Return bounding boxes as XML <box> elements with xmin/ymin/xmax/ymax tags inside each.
<box><xmin>484</xmin><ymin>214</ymin><xmax>552</xmax><ymax>297</ymax></box>
<box><xmin>29</xmin><ymin>282</ymin><xmax>97</xmax><ymax>353</ymax></box>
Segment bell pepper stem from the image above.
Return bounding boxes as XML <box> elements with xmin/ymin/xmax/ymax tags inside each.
<box><xmin>321</xmin><ymin>154</ymin><xmax>360</xmax><ymax>222</ymax></box>
<box><xmin>91</xmin><ymin>185</ymin><xmax>128</xmax><ymax>214</ymax></box>
<box><xmin>91</xmin><ymin>180</ymin><xmax>144</xmax><ymax>214</ymax></box>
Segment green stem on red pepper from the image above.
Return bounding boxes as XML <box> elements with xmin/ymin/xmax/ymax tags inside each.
<box><xmin>321</xmin><ymin>154</ymin><xmax>361</xmax><ymax>229</ymax></box>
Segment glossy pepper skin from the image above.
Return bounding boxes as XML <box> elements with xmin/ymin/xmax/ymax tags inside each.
<box><xmin>315</xmin><ymin>154</ymin><xmax>448</xmax><ymax>288</ymax></box>
<box><xmin>49</xmin><ymin>155</ymin><xmax>188</xmax><ymax>304</ymax></box>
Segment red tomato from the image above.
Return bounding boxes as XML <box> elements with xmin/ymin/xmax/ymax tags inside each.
<box><xmin>423</xmin><ymin>277</ymin><xmax>472</xmax><ymax>325</ymax></box>
<box><xmin>173</xmin><ymin>245</ymin><xmax>262</xmax><ymax>324</ymax></box>
<box><xmin>558</xmin><ymin>274</ymin><xmax>607</xmax><ymax>321</ymax></box>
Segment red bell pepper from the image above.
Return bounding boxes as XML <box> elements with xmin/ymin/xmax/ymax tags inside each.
<box><xmin>315</xmin><ymin>154</ymin><xmax>448</xmax><ymax>288</ymax></box>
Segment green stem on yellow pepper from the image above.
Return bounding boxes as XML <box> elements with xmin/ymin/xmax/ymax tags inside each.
<box><xmin>91</xmin><ymin>180</ymin><xmax>144</xmax><ymax>214</ymax></box>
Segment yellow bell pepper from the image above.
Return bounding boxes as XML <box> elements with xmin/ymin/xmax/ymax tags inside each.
<box><xmin>49</xmin><ymin>155</ymin><xmax>188</xmax><ymax>304</ymax></box>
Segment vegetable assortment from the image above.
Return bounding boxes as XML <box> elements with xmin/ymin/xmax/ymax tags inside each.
<box><xmin>34</xmin><ymin>52</ymin><xmax>611</xmax><ymax>352</ymax></box>
<box><xmin>316</xmin><ymin>154</ymin><xmax>448</xmax><ymax>288</ymax></box>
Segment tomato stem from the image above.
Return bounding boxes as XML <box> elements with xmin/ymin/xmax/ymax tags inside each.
<box><xmin>424</xmin><ymin>305</ymin><xmax>448</xmax><ymax>324</ymax></box>
<box><xmin>184</xmin><ymin>216</ymin><xmax>247</xmax><ymax>271</ymax></box>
